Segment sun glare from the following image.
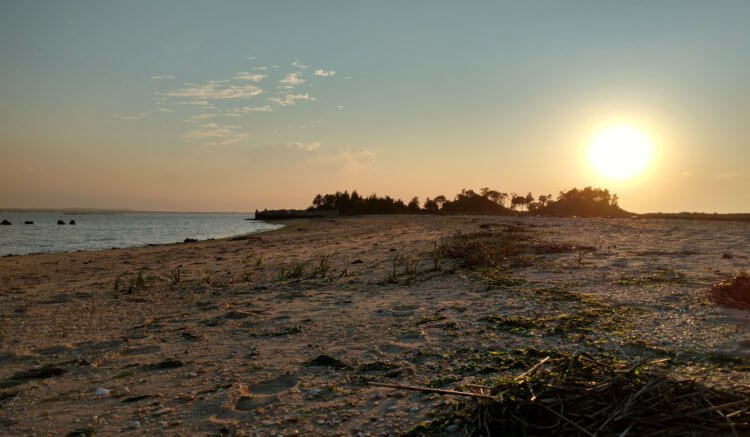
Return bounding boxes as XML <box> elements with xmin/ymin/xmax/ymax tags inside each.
<box><xmin>588</xmin><ymin>125</ymin><xmax>653</xmax><ymax>180</ymax></box>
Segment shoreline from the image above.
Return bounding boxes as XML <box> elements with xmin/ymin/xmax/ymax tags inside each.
<box><xmin>0</xmin><ymin>215</ymin><xmax>748</xmax><ymax>435</ymax></box>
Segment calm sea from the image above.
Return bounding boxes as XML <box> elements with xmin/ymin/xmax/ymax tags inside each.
<box><xmin>0</xmin><ymin>211</ymin><xmax>281</xmax><ymax>256</ymax></box>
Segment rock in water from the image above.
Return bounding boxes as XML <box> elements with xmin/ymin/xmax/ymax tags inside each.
<box><xmin>57</xmin><ymin>220</ymin><xmax>65</xmax><ymax>225</ymax></box>
<box><xmin>69</xmin><ymin>220</ymin><xmax>76</xmax><ymax>225</ymax></box>
<box><xmin>24</xmin><ymin>221</ymin><xmax>33</xmax><ymax>225</ymax></box>
<box><xmin>1</xmin><ymin>219</ymin><xmax>10</xmax><ymax>225</ymax></box>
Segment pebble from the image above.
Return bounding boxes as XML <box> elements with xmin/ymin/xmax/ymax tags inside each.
<box><xmin>388</xmin><ymin>391</ymin><xmax>406</xmax><ymax>399</ymax></box>
<box><xmin>446</xmin><ymin>424</ymin><xmax>461</xmax><ymax>433</ymax></box>
<box><xmin>385</xmin><ymin>406</ymin><xmax>397</xmax><ymax>412</ymax></box>
<box><xmin>129</xmin><ymin>421</ymin><xmax>141</xmax><ymax>429</ymax></box>
<box><xmin>94</xmin><ymin>387</ymin><xmax>110</xmax><ymax>397</ymax></box>
<box><xmin>408</xmin><ymin>407</ymin><xmax>419</xmax><ymax>413</ymax></box>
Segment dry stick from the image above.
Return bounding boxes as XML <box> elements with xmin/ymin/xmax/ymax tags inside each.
<box><xmin>686</xmin><ymin>399</ymin><xmax>750</xmax><ymax>416</ymax></box>
<box><xmin>515</xmin><ymin>356</ymin><xmax>550</xmax><ymax>381</ymax></box>
<box><xmin>366</xmin><ymin>381</ymin><xmax>495</xmax><ymax>400</ymax></box>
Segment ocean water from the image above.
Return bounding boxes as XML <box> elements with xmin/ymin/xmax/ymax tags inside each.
<box><xmin>0</xmin><ymin>211</ymin><xmax>281</xmax><ymax>256</ymax></box>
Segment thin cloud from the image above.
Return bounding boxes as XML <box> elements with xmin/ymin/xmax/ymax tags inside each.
<box><xmin>185</xmin><ymin>122</ymin><xmax>247</xmax><ymax>146</ymax></box>
<box><xmin>287</xmin><ymin>141</ymin><xmax>321</xmax><ymax>151</ymax></box>
<box><xmin>252</xmin><ymin>66</ymin><xmax>267</xmax><ymax>71</ymax></box>
<box><xmin>157</xmin><ymin>107</ymin><xmax>175</xmax><ymax>113</ymax></box>
<box><xmin>227</xmin><ymin>105</ymin><xmax>274</xmax><ymax>113</ymax></box>
<box><xmin>234</xmin><ymin>72</ymin><xmax>266</xmax><ymax>82</ymax></box>
<box><xmin>185</xmin><ymin>113</ymin><xmax>216</xmax><ymax>124</ymax></box>
<box><xmin>314</xmin><ymin>69</ymin><xmax>336</xmax><ymax>77</ymax></box>
<box><xmin>151</xmin><ymin>74</ymin><xmax>175</xmax><ymax>80</ymax></box>
<box><xmin>165</xmin><ymin>81</ymin><xmax>263</xmax><ymax>99</ymax></box>
<box><xmin>279</xmin><ymin>72</ymin><xmax>305</xmax><ymax>86</ymax></box>
<box><xmin>269</xmin><ymin>93</ymin><xmax>314</xmax><ymax>107</ymax></box>
<box><xmin>291</xmin><ymin>60</ymin><xmax>309</xmax><ymax>69</ymax></box>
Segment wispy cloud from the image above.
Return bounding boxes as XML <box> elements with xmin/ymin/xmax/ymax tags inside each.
<box><xmin>176</xmin><ymin>100</ymin><xmax>211</xmax><ymax>106</ymax></box>
<box><xmin>185</xmin><ymin>122</ymin><xmax>247</xmax><ymax>146</ymax></box>
<box><xmin>165</xmin><ymin>81</ymin><xmax>263</xmax><ymax>99</ymax></box>
<box><xmin>252</xmin><ymin>66</ymin><xmax>267</xmax><ymax>71</ymax></box>
<box><xmin>269</xmin><ymin>93</ymin><xmax>314</xmax><ymax>107</ymax></box>
<box><xmin>114</xmin><ymin>112</ymin><xmax>149</xmax><ymax>120</ymax></box>
<box><xmin>234</xmin><ymin>72</ymin><xmax>266</xmax><ymax>82</ymax></box>
<box><xmin>185</xmin><ymin>113</ymin><xmax>216</xmax><ymax>124</ymax></box>
<box><xmin>308</xmin><ymin>147</ymin><xmax>376</xmax><ymax>174</ymax></box>
<box><xmin>287</xmin><ymin>141</ymin><xmax>321</xmax><ymax>151</ymax></box>
<box><xmin>151</xmin><ymin>74</ymin><xmax>175</xmax><ymax>80</ymax></box>
<box><xmin>279</xmin><ymin>72</ymin><xmax>305</xmax><ymax>86</ymax></box>
<box><xmin>291</xmin><ymin>60</ymin><xmax>308</xmax><ymax>69</ymax></box>
<box><xmin>314</xmin><ymin>69</ymin><xmax>336</xmax><ymax>77</ymax></box>
<box><xmin>227</xmin><ymin>105</ymin><xmax>274</xmax><ymax>114</ymax></box>
<box><xmin>157</xmin><ymin>107</ymin><xmax>175</xmax><ymax>113</ymax></box>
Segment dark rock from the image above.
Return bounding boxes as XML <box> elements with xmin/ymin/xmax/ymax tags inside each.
<box><xmin>69</xmin><ymin>220</ymin><xmax>76</xmax><ymax>225</ymax></box>
<box><xmin>351</xmin><ymin>259</ymin><xmax>363</xmax><ymax>264</ymax></box>
<box><xmin>66</xmin><ymin>428</ymin><xmax>94</xmax><ymax>437</ymax></box>
<box><xmin>0</xmin><ymin>220</ymin><xmax>10</xmax><ymax>225</ymax></box>
<box><xmin>57</xmin><ymin>220</ymin><xmax>65</xmax><ymax>225</ymax></box>
<box><xmin>722</xmin><ymin>253</ymin><xmax>734</xmax><ymax>259</ymax></box>
<box><xmin>183</xmin><ymin>238</ymin><xmax>198</xmax><ymax>243</ymax></box>
<box><xmin>303</xmin><ymin>354</ymin><xmax>351</xmax><ymax>369</ymax></box>
<box><xmin>24</xmin><ymin>221</ymin><xmax>33</xmax><ymax>224</ymax></box>
<box><xmin>143</xmin><ymin>359</ymin><xmax>184</xmax><ymax>371</ymax></box>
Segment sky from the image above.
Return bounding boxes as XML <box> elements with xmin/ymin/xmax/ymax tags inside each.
<box><xmin>1</xmin><ymin>1</ymin><xmax>748</xmax><ymax>213</ymax></box>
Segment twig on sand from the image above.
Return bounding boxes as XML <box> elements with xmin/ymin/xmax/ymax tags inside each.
<box><xmin>366</xmin><ymin>381</ymin><xmax>495</xmax><ymax>400</ymax></box>
<box><xmin>515</xmin><ymin>356</ymin><xmax>550</xmax><ymax>381</ymax></box>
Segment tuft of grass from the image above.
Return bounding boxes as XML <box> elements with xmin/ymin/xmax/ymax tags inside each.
<box><xmin>276</xmin><ymin>264</ymin><xmax>286</xmax><ymax>281</ymax></box>
<box><xmin>289</xmin><ymin>262</ymin><xmax>307</xmax><ymax>281</ymax></box>
<box><xmin>133</xmin><ymin>269</ymin><xmax>148</xmax><ymax>289</ymax></box>
<box><xmin>167</xmin><ymin>265</ymin><xmax>182</xmax><ymax>287</ymax></box>
<box><xmin>201</xmin><ymin>270</ymin><xmax>215</xmax><ymax>285</ymax></box>
<box><xmin>309</xmin><ymin>256</ymin><xmax>331</xmax><ymax>278</ymax></box>
<box><xmin>113</xmin><ymin>272</ymin><xmax>127</xmax><ymax>292</ymax></box>
<box><xmin>430</xmin><ymin>240</ymin><xmax>447</xmax><ymax>271</ymax></box>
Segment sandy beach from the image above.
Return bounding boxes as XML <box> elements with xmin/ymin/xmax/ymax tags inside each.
<box><xmin>1</xmin><ymin>215</ymin><xmax>749</xmax><ymax>436</ymax></box>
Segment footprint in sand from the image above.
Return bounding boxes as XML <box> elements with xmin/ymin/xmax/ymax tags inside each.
<box><xmin>248</xmin><ymin>374</ymin><xmax>298</xmax><ymax>395</ymax></box>
<box><xmin>234</xmin><ymin>395</ymin><xmax>277</xmax><ymax>411</ymax></box>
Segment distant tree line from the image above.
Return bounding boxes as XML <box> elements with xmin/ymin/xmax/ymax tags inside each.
<box><xmin>309</xmin><ymin>186</ymin><xmax>628</xmax><ymax>217</ymax></box>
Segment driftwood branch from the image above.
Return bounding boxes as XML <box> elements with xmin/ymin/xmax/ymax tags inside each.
<box><xmin>366</xmin><ymin>381</ymin><xmax>495</xmax><ymax>400</ymax></box>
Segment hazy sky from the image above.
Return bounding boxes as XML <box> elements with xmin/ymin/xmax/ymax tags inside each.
<box><xmin>1</xmin><ymin>1</ymin><xmax>748</xmax><ymax>212</ymax></box>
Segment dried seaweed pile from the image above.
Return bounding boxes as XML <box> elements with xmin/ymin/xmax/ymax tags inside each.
<box><xmin>710</xmin><ymin>272</ymin><xmax>750</xmax><ymax>310</ymax></box>
<box><xmin>467</xmin><ymin>353</ymin><xmax>750</xmax><ymax>436</ymax></box>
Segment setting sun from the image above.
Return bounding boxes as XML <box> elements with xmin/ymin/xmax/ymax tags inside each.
<box><xmin>588</xmin><ymin>125</ymin><xmax>653</xmax><ymax>180</ymax></box>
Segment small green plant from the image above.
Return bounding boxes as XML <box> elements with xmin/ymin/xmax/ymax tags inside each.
<box><xmin>403</xmin><ymin>255</ymin><xmax>418</xmax><ymax>276</ymax></box>
<box><xmin>113</xmin><ymin>272</ymin><xmax>127</xmax><ymax>292</ymax></box>
<box><xmin>289</xmin><ymin>262</ymin><xmax>307</xmax><ymax>280</ymax></box>
<box><xmin>310</xmin><ymin>257</ymin><xmax>331</xmax><ymax>278</ymax></box>
<box><xmin>388</xmin><ymin>256</ymin><xmax>400</xmax><ymax>283</ymax></box>
<box><xmin>238</xmin><ymin>266</ymin><xmax>253</xmax><ymax>282</ymax></box>
<box><xmin>167</xmin><ymin>265</ymin><xmax>182</xmax><ymax>287</ymax></box>
<box><xmin>255</xmin><ymin>254</ymin><xmax>263</xmax><ymax>267</ymax></box>
<box><xmin>430</xmin><ymin>240</ymin><xmax>446</xmax><ymax>270</ymax></box>
<box><xmin>576</xmin><ymin>248</ymin><xmax>592</xmax><ymax>265</ymax></box>
<box><xmin>133</xmin><ymin>269</ymin><xmax>148</xmax><ymax>289</ymax></box>
<box><xmin>276</xmin><ymin>264</ymin><xmax>287</xmax><ymax>281</ymax></box>
<box><xmin>201</xmin><ymin>270</ymin><xmax>214</xmax><ymax>285</ymax></box>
